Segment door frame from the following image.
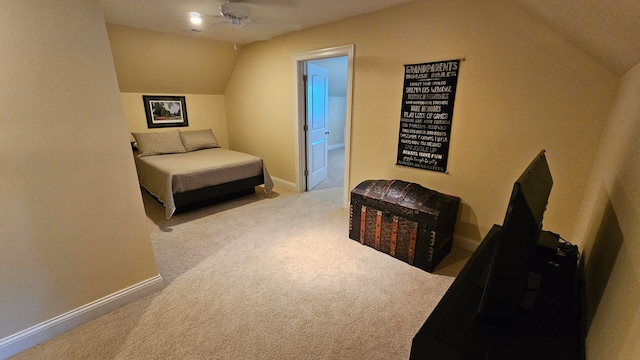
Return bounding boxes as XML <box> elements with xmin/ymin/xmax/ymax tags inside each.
<box><xmin>292</xmin><ymin>44</ymin><xmax>354</xmax><ymax>207</ymax></box>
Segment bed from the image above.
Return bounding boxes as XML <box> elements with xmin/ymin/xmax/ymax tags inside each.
<box><xmin>132</xmin><ymin>129</ymin><xmax>273</xmax><ymax>219</ymax></box>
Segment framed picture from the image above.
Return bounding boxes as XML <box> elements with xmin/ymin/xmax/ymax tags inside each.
<box><xmin>143</xmin><ymin>95</ymin><xmax>189</xmax><ymax>128</ymax></box>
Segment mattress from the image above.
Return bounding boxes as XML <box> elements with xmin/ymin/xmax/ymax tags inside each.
<box><xmin>134</xmin><ymin>148</ymin><xmax>273</xmax><ymax>218</ymax></box>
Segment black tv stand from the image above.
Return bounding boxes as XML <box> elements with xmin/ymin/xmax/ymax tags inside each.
<box><xmin>474</xmin><ymin>266</ymin><xmax>543</xmax><ymax>314</ymax></box>
<box><xmin>519</xmin><ymin>271</ymin><xmax>543</xmax><ymax>311</ymax></box>
<box><xmin>410</xmin><ymin>225</ymin><xmax>584</xmax><ymax>360</ymax></box>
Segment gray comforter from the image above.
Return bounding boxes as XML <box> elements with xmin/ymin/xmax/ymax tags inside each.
<box><xmin>134</xmin><ymin>148</ymin><xmax>273</xmax><ymax>218</ymax></box>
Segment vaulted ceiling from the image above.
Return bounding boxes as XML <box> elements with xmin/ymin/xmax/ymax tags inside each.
<box><xmin>100</xmin><ymin>0</ymin><xmax>413</xmax><ymax>46</ymax></box>
<box><xmin>512</xmin><ymin>0</ymin><xmax>640</xmax><ymax>75</ymax></box>
<box><xmin>101</xmin><ymin>0</ymin><xmax>640</xmax><ymax>75</ymax></box>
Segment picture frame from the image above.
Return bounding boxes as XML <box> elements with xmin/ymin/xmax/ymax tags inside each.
<box><xmin>143</xmin><ymin>95</ymin><xmax>189</xmax><ymax>128</ymax></box>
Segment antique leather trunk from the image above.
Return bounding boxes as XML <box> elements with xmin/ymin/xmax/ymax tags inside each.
<box><xmin>349</xmin><ymin>179</ymin><xmax>460</xmax><ymax>272</ymax></box>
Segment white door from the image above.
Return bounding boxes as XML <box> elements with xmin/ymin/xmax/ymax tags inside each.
<box><xmin>306</xmin><ymin>62</ymin><xmax>329</xmax><ymax>190</ymax></box>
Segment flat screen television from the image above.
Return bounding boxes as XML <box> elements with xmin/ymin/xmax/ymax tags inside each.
<box><xmin>476</xmin><ymin>150</ymin><xmax>553</xmax><ymax>324</ymax></box>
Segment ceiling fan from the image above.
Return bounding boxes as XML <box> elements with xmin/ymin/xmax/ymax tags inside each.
<box><xmin>219</xmin><ymin>1</ymin><xmax>252</xmax><ymax>27</ymax></box>
<box><xmin>186</xmin><ymin>1</ymin><xmax>255</xmax><ymax>48</ymax></box>
<box><xmin>187</xmin><ymin>1</ymin><xmax>257</xmax><ymax>30</ymax></box>
<box><xmin>184</xmin><ymin>0</ymin><xmax>300</xmax><ymax>47</ymax></box>
<box><xmin>213</xmin><ymin>0</ymin><xmax>298</xmax><ymax>27</ymax></box>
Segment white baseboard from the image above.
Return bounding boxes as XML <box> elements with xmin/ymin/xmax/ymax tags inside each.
<box><xmin>270</xmin><ymin>176</ymin><xmax>298</xmax><ymax>193</ymax></box>
<box><xmin>328</xmin><ymin>143</ymin><xmax>345</xmax><ymax>151</ymax></box>
<box><xmin>453</xmin><ymin>234</ymin><xmax>480</xmax><ymax>253</ymax></box>
<box><xmin>0</xmin><ymin>274</ymin><xmax>164</xmax><ymax>359</ymax></box>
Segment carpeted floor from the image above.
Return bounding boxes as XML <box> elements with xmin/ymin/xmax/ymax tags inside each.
<box><xmin>311</xmin><ymin>148</ymin><xmax>344</xmax><ymax>191</ymax></box>
<box><xmin>11</xmin><ymin>186</ymin><xmax>470</xmax><ymax>359</ymax></box>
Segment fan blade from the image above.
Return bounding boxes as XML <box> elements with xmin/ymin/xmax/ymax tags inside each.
<box><xmin>229</xmin><ymin>0</ymin><xmax>299</xmax><ymax>8</ymax></box>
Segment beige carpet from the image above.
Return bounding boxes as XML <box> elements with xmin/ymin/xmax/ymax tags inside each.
<box><xmin>311</xmin><ymin>148</ymin><xmax>344</xmax><ymax>191</ymax></box>
<box><xmin>12</xmin><ymin>186</ymin><xmax>470</xmax><ymax>360</ymax></box>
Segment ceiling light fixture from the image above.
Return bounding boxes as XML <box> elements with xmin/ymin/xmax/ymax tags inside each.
<box><xmin>189</xmin><ymin>12</ymin><xmax>202</xmax><ymax>25</ymax></box>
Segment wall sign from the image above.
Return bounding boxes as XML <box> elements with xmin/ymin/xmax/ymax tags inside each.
<box><xmin>396</xmin><ymin>59</ymin><xmax>461</xmax><ymax>172</ymax></box>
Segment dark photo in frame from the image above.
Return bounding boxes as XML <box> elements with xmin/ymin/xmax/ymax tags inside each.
<box><xmin>143</xmin><ymin>95</ymin><xmax>189</xmax><ymax>128</ymax></box>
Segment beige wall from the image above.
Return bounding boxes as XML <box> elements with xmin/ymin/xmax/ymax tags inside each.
<box><xmin>572</xmin><ymin>63</ymin><xmax>640</xmax><ymax>359</ymax></box>
<box><xmin>107</xmin><ymin>24</ymin><xmax>242</xmax><ymax>95</ymax></box>
<box><xmin>224</xmin><ymin>0</ymin><xmax>617</xmax><ymax>244</ymax></box>
<box><xmin>328</xmin><ymin>96</ymin><xmax>347</xmax><ymax>147</ymax></box>
<box><xmin>120</xmin><ymin>93</ymin><xmax>230</xmax><ymax>148</ymax></box>
<box><xmin>0</xmin><ymin>0</ymin><xmax>158</xmax><ymax>341</ymax></box>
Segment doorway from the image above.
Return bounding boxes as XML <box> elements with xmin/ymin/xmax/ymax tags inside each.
<box><xmin>292</xmin><ymin>45</ymin><xmax>354</xmax><ymax>207</ymax></box>
<box><xmin>306</xmin><ymin>57</ymin><xmax>347</xmax><ymax>191</ymax></box>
